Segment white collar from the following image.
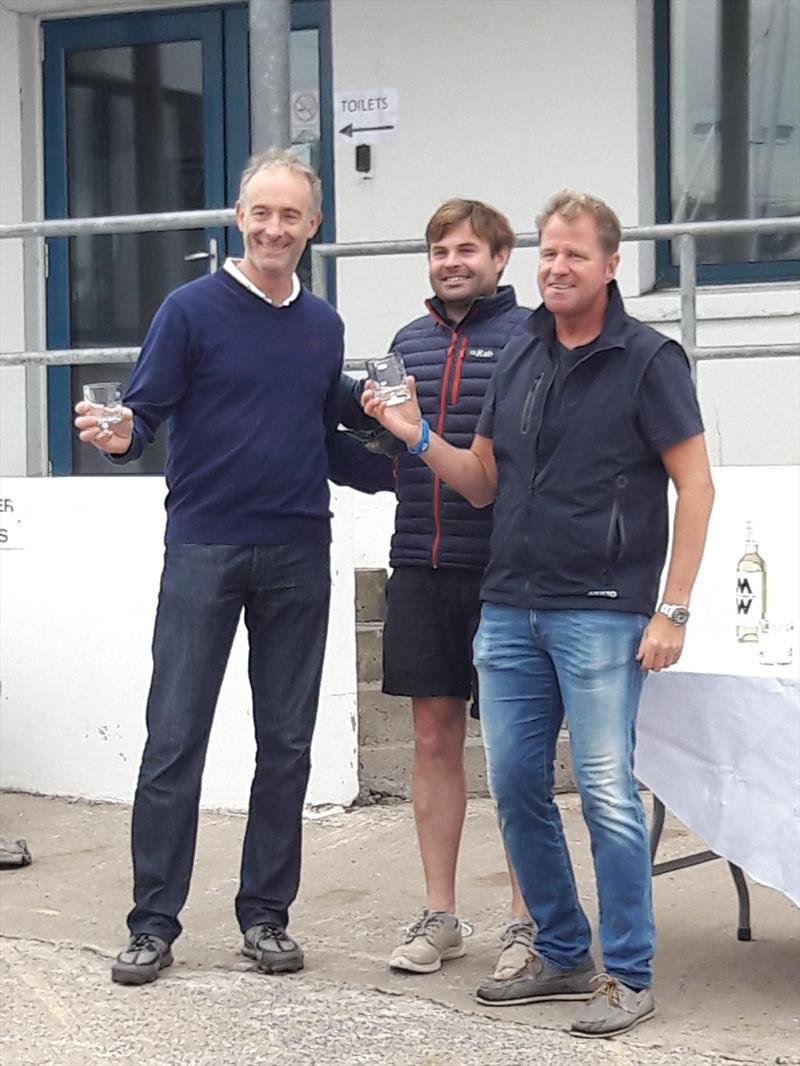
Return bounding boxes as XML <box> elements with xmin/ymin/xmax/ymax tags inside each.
<box><xmin>223</xmin><ymin>258</ymin><xmax>301</xmax><ymax>307</ymax></box>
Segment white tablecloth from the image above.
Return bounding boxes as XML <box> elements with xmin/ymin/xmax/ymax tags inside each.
<box><xmin>636</xmin><ymin>670</ymin><xmax>800</xmax><ymax>905</ymax></box>
<box><xmin>635</xmin><ymin>466</ymin><xmax>800</xmax><ymax>906</ymax></box>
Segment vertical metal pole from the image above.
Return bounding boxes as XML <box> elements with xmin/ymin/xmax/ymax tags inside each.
<box><xmin>249</xmin><ymin>0</ymin><xmax>291</xmax><ymax>152</ymax></box>
<box><xmin>679</xmin><ymin>234</ymin><xmax>698</xmax><ymax>382</ymax></box>
<box><xmin>752</xmin><ymin>2</ymin><xmax>789</xmax><ymax>259</ymax></box>
<box><xmin>718</xmin><ymin>0</ymin><xmax>750</xmax><ymax>262</ymax></box>
<box><xmin>311</xmin><ymin>247</ymin><xmax>328</xmax><ymax>302</ymax></box>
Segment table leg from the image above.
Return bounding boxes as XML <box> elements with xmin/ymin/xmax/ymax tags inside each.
<box><xmin>649</xmin><ymin>794</ymin><xmax>754</xmax><ymax>942</ymax></box>
<box><xmin>728</xmin><ymin>863</ymin><xmax>752</xmax><ymax>941</ymax></box>
<box><xmin>650</xmin><ymin>795</ymin><xmax>666</xmax><ymax>863</ymax></box>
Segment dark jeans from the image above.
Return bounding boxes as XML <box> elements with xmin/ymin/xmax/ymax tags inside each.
<box><xmin>127</xmin><ymin>542</ymin><xmax>331</xmax><ymax>943</ymax></box>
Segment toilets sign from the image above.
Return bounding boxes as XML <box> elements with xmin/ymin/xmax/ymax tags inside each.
<box><xmin>336</xmin><ymin>89</ymin><xmax>398</xmax><ymax>142</ymax></box>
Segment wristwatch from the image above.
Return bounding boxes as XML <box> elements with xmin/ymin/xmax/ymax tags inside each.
<box><xmin>407</xmin><ymin>418</ymin><xmax>430</xmax><ymax>455</ymax></box>
<box><xmin>658</xmin><ymin>602</ymin><xmax>690</xmax><ymax>626</ymax></box>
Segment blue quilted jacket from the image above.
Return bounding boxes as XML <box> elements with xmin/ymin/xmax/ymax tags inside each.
<box><xmin>390</xmin><ymin>286</ymin><xmax>530</xmax><ymax>570</ymax></box>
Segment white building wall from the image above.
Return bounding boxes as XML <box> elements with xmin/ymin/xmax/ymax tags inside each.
<box><xmin>0</xmin><ymin>0</ymin><xmax>798</xmax><ymax>807</ymax></box>
<box><xmin>331</xmin><ymin>0</ymin><xmax>651</xmax><ymax>362</ymax></box>
<box><xmin>330</xmin><ymin>0</ymin><xmax>798</xmax><ymax>464</ymax></box>
<box><xmin>0</xmin><ymin>477</ymin><xmax>360</xmax><ymax>810</ymax></box>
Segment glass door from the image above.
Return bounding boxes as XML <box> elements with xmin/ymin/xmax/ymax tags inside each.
<box><xmin>44</xmin><ymin>3</ymin><xmax>333</xmax><ymax>474</ymax></box>
<box><xmin>44</xmin><ymin>9</ymin><xmax>230</xmax><ymax>474</ymax></box>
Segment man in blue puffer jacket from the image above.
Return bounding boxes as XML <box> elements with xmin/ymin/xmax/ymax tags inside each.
<box><xmin>341</xmin><ymin>200</ymin><xmax>535</xmax><ymax>977</ymax></box>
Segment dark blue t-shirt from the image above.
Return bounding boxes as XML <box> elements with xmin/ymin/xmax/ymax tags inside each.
<box><xmin>534</xmin><ymin>338</ymin><xmax>596</xmax><ymax>473</ymax></box>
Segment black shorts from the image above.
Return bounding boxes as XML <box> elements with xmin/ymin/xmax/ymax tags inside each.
<box><xmin>382</xmin><ymin>566</ymin><xmax>483</xmax><ymax>701</ymax></box>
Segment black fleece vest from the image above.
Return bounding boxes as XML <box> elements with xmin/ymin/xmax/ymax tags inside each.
<box><xmin>481</xmin><ymin>283</ymin><xmax>692</xmax><ymax>616</ymax></box>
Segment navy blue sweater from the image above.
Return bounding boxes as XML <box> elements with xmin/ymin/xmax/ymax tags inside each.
<box><xmin>113</xmin><ymin>269</ymin><xmax>391</xmax><ymax>543</ymax></box>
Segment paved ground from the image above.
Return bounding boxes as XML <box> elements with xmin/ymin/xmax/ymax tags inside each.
<box><xmin>1</xmin><ymin>792</ymin><xmax>798</xmax><ymax>1066</ymax></box>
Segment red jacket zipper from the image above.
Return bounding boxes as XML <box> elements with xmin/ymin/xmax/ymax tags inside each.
<box><xmin>431</xmin><ymin>332</ymin><xmax>460</xmax><ymax>568</ymax></box>
<box><xmin>450</xmin><ymin>336</ymin><xmax>469</xmax><ymax>405</ymax></box>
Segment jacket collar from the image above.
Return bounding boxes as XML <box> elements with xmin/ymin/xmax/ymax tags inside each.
<box><xmin>528</xmin><ymin>280</ymin><xmax>628</xmax><ymax>350</ymax></box>
<box><xmin>425</xmin><ymin>284</ymin><xmax>519</xmax><ymax>330</ymax></box>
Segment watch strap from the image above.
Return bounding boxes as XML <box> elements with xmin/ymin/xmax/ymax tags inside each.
<box><xmin>658</xmin><ymin>602</ymin><xmax>690</xmax><ymax>625</ymax></box>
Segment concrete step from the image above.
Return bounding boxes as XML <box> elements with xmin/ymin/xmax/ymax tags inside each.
<box><xmin>359</xmin><ymin>736</ymin><xmax>489</xmax><ymax>800</ymax></box>
<box><xmin>354</xmin><ymin>569</ymin><xmax>576</xmax><ymax>795</ymax></box>
<box><xmin>358</xmin><ymin>683</ymin><xmax>482</xmax><ymax>745</ymax></box>
<box><xmin>354</xmin><ymin>567</ymin><xmax>387</xmax><ymax>624</ymax></box>
<box><xmin>356</xmin><ymin>622</ymin><xmax>383</xmax><ymax>684</ymax></box>
<box><xmin>358</xmin><ymin>732</ymin><xmax>575</xmax><ymax>800</ymax></box>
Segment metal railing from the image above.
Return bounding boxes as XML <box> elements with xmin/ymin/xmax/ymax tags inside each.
<box><xmin>1</xmin><ymin>212</ymin><xmax>798</xmax><ymax>372</ymax></box>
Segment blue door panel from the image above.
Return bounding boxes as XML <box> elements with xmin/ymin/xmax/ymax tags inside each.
<box><xmin>44</xmin><ymin>2</ymin><xmax>334</xmax><ymax>474</ymax></box>
<box><xmin>44</xmin><ymin>8</ymin><xmax>230</xmax><ymax>474</ymax></box>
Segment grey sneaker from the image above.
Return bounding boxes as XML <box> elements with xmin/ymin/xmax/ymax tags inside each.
<box><xmin>491</xmin><ymin>918</ymin><xmax>536</xmax><ymax>981</ymax></box>
<box><xmin>389</xmin><ymin>910</ymin><xmax>467</xmax><ymax>973</ymax></box>
<box><xmin>111</xmin><ymin>933</ymin><xmax>173</xmax><ymax>986</ymax></box>
<box><xmin>571</xmin><ymin>975</ymin><xmax>655</xmax><ymax>1038</ymax></box>
<box><xmin>243</xmin><ymin>923</ymin><xmax>304</xmax><ymax>974</ymax></box>
<box><xmin>476</xmin><ymin>952</ymin><xmax>596</xmax><ymax>1006</ymax></box>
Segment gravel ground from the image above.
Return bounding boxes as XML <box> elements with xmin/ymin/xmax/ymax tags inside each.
<box><xmin>2</xmin><ymin>939</ymin><xmax>794</xmax><ymax>1066</ymax></box>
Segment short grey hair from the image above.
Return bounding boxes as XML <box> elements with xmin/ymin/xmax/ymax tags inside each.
<box><xmin>536</xmin><ymin>188</ymin><xmax>621</xmax><ymax>255</ymax></box>
<box><xmin>238</xmin><ymin>148</ymin><xmax>322</xmax><ymax>214</ymax></box>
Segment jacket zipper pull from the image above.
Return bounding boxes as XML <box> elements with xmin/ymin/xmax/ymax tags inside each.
<box><xmin>521</xmin><ymin>374</ymin><xmax>543</xmax><ymax>434</ymax></box>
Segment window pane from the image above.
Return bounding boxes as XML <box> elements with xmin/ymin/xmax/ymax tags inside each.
<box><xmin>290</xmin><ymin>28</ymin><xmax>321</xmax><ymax>290</ymax></box>
<box><xmin>65</xmin><ymin>41</ymin><xmax>206</xmax><ymax>474</ymax></box>
<box><xmin>670</xmin><ymin>0</ymin><xmax>800</xmax><ymax>265</ymax></box>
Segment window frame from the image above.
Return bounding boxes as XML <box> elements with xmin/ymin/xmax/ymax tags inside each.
<box><xmin>653</xmin><ymin>0</ymin><xmax>800</xmax><ymax>287</ymax></box>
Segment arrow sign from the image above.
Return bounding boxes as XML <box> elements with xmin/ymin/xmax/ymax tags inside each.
<box><xmin>335</xmin><ymin>89</ymin><xmax>398</xmax><ymax>143</ymax></box>
<box><xmin>339</xmin><ymin>123</ymin><xmax>395</xmax><ymax>138</ymax></box>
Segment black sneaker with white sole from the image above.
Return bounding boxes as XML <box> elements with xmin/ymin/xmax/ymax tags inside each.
<box><xmin>111</xmin><ymin>933</ymin><xmax>173</xmax><ymax>986</ymax></box>
<box><xmin>242</xmin><ymin>923</ymin><xmax>304</xmax><ymax>974</ymax></box>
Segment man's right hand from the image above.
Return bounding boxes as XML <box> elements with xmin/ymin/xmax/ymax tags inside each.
<box><xmin>74</xmin><ymin>401</ymin><xmax>134</xmax><ymax>455</ymax></box>
<box><xmin>361</xmin><ymin>374</ymin><xmax>424</xmax><ymax>450</ymax></box>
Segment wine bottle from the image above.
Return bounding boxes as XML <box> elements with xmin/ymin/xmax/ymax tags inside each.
<box><xmin>735</xmin><ymin>521</ymin><xmax>767</xmax><ymax>642</ymax></box>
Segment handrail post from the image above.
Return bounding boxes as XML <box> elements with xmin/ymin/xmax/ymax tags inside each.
<box><xmin>311</xmin><ymin>247</ymin><xmax>328</xmax><ymax>303</ymax></box>
<box><xmin>248</xmin><ymin>0</ymin><xmax>291</xmax><ymax>152</ymax></box>
<box><xmin>679</xmin><ymin>233</ymin><xmax>698</xmax><ymax>381</ymax></box>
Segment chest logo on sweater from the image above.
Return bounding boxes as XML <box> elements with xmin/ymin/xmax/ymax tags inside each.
<box><xmin>466</xmin><ymin>347</ymin><xmax>496</xmax><ymax>360</ymax></box>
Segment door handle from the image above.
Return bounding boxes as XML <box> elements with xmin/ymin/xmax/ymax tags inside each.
<box><xmin>183</xmin><ymin>237</ymin><xmax>218</xmax><ymax>273</ymax></box>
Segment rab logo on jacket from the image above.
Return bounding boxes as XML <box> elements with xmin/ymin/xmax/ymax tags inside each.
<box><xmin>467</xmin><ymin>347</ymin><xmax>495</xmax><ymax>360</ymax></box>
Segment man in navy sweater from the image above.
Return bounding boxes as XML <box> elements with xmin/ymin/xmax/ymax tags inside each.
<box><xmin>75</xmin><ymin>149</ymin><xmax>391</xmax><ymax>985</ymax></box>
<box><xmin>363</xmin><ymin>190</ymin><xmax>714</xmax><ymax>1038</ymax></box>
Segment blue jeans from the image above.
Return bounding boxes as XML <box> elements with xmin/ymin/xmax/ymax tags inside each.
<box><xmin>474</xmin><ymin>604</ymin><xmax>654</xmax><ymax>989</ymax></box>
<box><xmin>128</xmin><ymin>543</ymin><xmax>331</xmax><ymax>943</ymax></box>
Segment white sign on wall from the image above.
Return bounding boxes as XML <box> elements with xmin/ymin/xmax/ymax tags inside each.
<box><xmin>335</xmin><ymin>88</ymin><xmax>398</xmax><ymax>142</ymax></box>
<box><xmin>0</xmin><ymin>492</ymin><xmax>23</xmax><ymax>550</ymax></box>
<box><xmin>291</xmin><ymin>88</ymin><xmax>320</xmax><ymax>142</ymax></box>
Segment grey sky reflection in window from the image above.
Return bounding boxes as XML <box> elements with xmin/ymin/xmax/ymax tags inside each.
<box><xmin>670</xmin><ymin>0</ymin><xmax>799</xmax><ymax>264</ymax></box>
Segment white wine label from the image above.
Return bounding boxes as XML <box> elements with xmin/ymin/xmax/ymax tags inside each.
<box><xmin>735</xmin><ymin>569</ymin><xmax>765</xmax><ymax>624</ymax></box>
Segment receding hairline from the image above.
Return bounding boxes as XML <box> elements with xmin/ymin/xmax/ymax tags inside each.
<box><xmin>238</xmin><ymin>149</ymin><xmax>322</xmax><ymax>213</ymax></box>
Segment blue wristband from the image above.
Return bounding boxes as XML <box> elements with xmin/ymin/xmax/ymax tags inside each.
<box><xmin>407</xmin><ymin>418</ymin><xmax>430</xmax><ymax>455</ymax></box>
